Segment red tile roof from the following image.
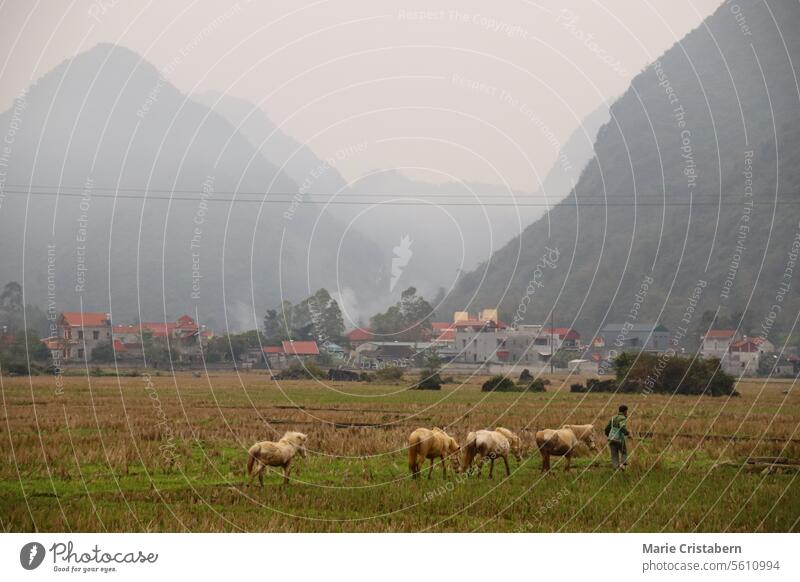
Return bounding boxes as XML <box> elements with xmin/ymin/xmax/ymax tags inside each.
<box><xmin>60</xmin><ymin>312</ymin><xmax>110</xmax><ymax>327</ymax></box>
<box><xmin>430</xmin><ymin>321</ymin><xmax>456</xmax><ymax>342</ymax></box>
<box><xmin>705</xmin><ymin>329</ymin><xmax>737</xmax><ymax>339</ymax></box>
<box><xmin>113</xmin><ymin>324</ymin><xmax>139</xmax><ymax>334</ymax></box>
<box><xmin>263</xmin><ymin>346</ymin><xmax>284</xmax><ymax>354</ymax></box>
<box><xmin>345</xmin><ymin>328</ymin><xmax>374</xmax><ymax>342</ymax></box>
<box><xmin>543</xmin><ymin>327</ymin><xmax>580</xmax><ymax>340</ymax></box>
<box><xmin>730</xmin><ymin>339</ymin><xmax>762</xmax><ymax>352</ymax></box>
<box><xmin>281</xmin><ymin>340</ymin><xmax>320</xmax><ymax>356</ymax></box>
<box><xmin>176</xmin><ymin>315</ymin><xmax>196</xmax><ymax>327</ymax></box>
<box><xmin>112</xmin><ymin>316</ymin><xmax>203</xmax><ymax>338</ymax></box>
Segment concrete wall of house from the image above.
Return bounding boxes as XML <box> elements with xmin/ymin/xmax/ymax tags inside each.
<box><xmin>455</xmin><ymin>329</ymin><xmax>507</xmax><ymax>363</ymax></box>
<box><xmin>505</xmin><ymin>332</ymin><xmax>552</xmax><ymax>364</ymax></box>
<box><xmin>60</xmin><ymin>324</ymin><xmax>111</xmax><ymax>360</ymax></box>
<box><xmin>598</xmin><ymin>328</ymin><xmax>670</xmax><ymax>353</ymax></box>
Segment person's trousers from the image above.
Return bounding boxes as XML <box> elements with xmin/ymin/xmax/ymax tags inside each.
<box><xmin>609</xmin><ymin>441</ymin><xmax>628</xmax><ymax>468</ymax></box>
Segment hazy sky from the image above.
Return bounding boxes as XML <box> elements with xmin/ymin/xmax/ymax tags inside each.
<box><xmin>0</xmin><ymin>0</ymin><xmax>723</xmax><ymax>190</ymax></box>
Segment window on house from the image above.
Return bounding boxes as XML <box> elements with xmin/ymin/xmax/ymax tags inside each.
<box><xmin>78</xmin><ymin>330</ymin><xmax>84</xmax><ymax>340</ymax></box>
<box><xmin>93</xmin><ymin>331</ymin><xmax>100</xmax><ymax>340</ymax></box>
<box><xmin>78</xmin><ymin>348</ymin><xmax>84</xmax><ymax>358</ymax></box>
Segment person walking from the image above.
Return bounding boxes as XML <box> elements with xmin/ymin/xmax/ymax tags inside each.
<box><xmin>605</xmin><ymin>404</ymin><xmax>631</xmax><ymax>470</ymax></box>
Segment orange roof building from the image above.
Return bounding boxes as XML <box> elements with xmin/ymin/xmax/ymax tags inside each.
<box><xmin>281</xmin><ymin>340</ymin><xmax>320</xmax><ymax>356</ymax></box>
<box><xmin>58</xmin><ymin>312</ymin><xmax>111</xmax><ymax>327</ymax></box>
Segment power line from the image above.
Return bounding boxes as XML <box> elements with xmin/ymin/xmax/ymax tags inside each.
<box><xmin>5</xmin><ymin>183</ymin><xmax>800</xmax><ymax>200</ymax></box>
<box><xmin>1</xmin><ymin>188</ymin><xmax>797</xmax><ymax>207</ymax></box>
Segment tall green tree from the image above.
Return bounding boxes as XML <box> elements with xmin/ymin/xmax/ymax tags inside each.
<box><xmin>141</xmin><ymin>330</ymin><xmax>176</xmax><ymax>368</ymax></box>
<box><xmin>297</xmin><ymin>288</ymin><xmax>344</xmax><ymax>343</ymax></box>
<box><xmin>263</xmin><ymin>301</ymin><xmax>295</xmax><ymax>343</ymax></box>
<box><xmin>263</xmin><ymin>289</ymin><xmax>344</xmax><ymax>344</ymax></box>
<box><xmin>370</xmin><ymin>287</ymin><xmax>433</xmax><ymax>341</ymax></box>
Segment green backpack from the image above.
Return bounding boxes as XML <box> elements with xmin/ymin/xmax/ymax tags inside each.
<box><xmin>608</xmin><ymin>416</ymin><xmax>625</xmax><ymax>443</ymax></box>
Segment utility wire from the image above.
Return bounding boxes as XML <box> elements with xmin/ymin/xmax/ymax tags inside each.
<box><xmin>0</xmin><ymin>188</ymin><xmax>797</xmax><ymax>206</ymax></box>
<box><xmin>5</xmin><ymin>183</ymin><xmax>800</xmax><ymax>200</ymax></box>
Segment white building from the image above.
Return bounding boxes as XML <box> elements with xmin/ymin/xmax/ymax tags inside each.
<box><xmin>700</xmin><ymin>329</ymin><xmax>740</xmax><ymax>359</ymax></box>
<box><xmin>726</xmin><ymin>337</ymin><xmax>774</xmax><ymax>375</ymax></box>
<box><xmin>453</xmin><ymin>314</ymin><xmax>580</xmax><ymax>366</ymax></box>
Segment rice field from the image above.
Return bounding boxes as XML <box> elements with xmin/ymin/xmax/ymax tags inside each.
<box><xmin>1</xmin><ymin>371</ymin><xmax>798</xmax><ymax>532</ymax></box>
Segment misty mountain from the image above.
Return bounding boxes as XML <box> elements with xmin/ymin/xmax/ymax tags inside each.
<box><xmin>343</xmin><ymin>104</ymin><xmax>610</xmax><ymax>302</ymax></box>
<box><xmin>193</xmin><ymin>90</ymin><xmax>351</xmax><ymax>198</ymax></box>
<box><xmin>444</xmin><ymin>0</ymin><xmax>800</xmax><ymax>342</ymax></box>
<box><xmin>0</xmin><ymin>43</ymin><xmax>385</xmax><ymax>332</ymax></box>
<box><xmin>195</xmin><ymin>91</ymin><xmax>609</xmax><ymax>310</ymax></box>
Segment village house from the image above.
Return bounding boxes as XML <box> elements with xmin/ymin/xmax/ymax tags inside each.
<box><xmin>249</xmin><ymin>340</ymin><xmax>321</xmax><ymax>369</ymax></box>
<box><xmin>726</xmin><ymin>337</ymin><xmax>775</xmax><ymax>374</ymax></box>
<box><xmin>453</xmin><ymin>313</ymin><xmax>509</xmax><ymax>364</ymax></box>
<box><xmin>429</xmin><ymin>321</ymin><xmax>456</xmax><ymax>347</ymax></box>
<box><xmin>504</xmin><ymin>325</ymin><xmax>581</xmax><ymax>365</ymax></box>
<box><xmin>111</xmin><ymin>314</ymin><xmax>212</xmax><ymax>363</ymax></box>
<box><xmin>256</xmin><ymin>345</ymin><xmax>285</xmax><ymax>368</ymax></box>
<box><xmin>597</xmin><ymin>323</ymin><xmax>670</xmax><ymax>354</ymax></box>
<box><xmin>281</xmin><ymin>340</ymin><xmax>320</xmax><ymax>363</ymax></box>
<box><xmin>451</xmin><ymin>309</ymin><xmax>581</xmax><ymax>366</ymax></box>
<box><xmin>700</xmin><ymin>329</ymin><xmax>741</xmax><ymax>359</ymax></box>
<box><xmin>344</xmin><ymin>328</ymin><xmax>374</xmax><ymax>350</ymax></box>
<box><xmin>46</xmin><ymin>311</ymin><xmax>112</xmax><ymax>361</ymax></box>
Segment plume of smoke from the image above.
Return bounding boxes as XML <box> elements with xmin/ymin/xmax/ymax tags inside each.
<box><xmin>390</xmin><ymin>235</ymin><xmax>413</xmax><ymax>291</ymax></box>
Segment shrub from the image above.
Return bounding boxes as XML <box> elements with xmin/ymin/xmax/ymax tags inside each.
<box><xmin>412</xmin><ymin>369</ymin><xmax>442</xmax><ymax>390</ymax></box>
<box><xmin>481</xmin><ymin>375</ymin><xmax>517</xmax><ymax>392</ymax></box>
<box><xmin>375</xmin><ymin>366</ymin><xmax>404</xmax><ymax>383</ymax></box>
<box><xmin>0</xmin><ymin>359</ymin><xmax>44</xmax><ymax>375</ymax></box>
<box><xmin>277</xmin><ymin>360</ymin><xmax>325</xmax><ymax>380</ymax></box>
<box><xmin>524</xmin><ymin>378</ymin><xmax>548</xmax><ymax>392</ymax></box>
<box><xmin>90</xmin><ymin>342</ymin><xmax>115</xmax><ymax>363</ymax></box>
<box><xmin>613</xmin><ymin>352</ymin><xmax>736</xmax><ymax>396</ymax></box>
<box><xmin>569</xmin><ymin>355</ymin><xmax>738</xmax><ymax>397</ymax></box>
<box><xmin>587</xmin><ymin>378</ymin><xmax>623</xmax><ymax>392</ymax></box>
